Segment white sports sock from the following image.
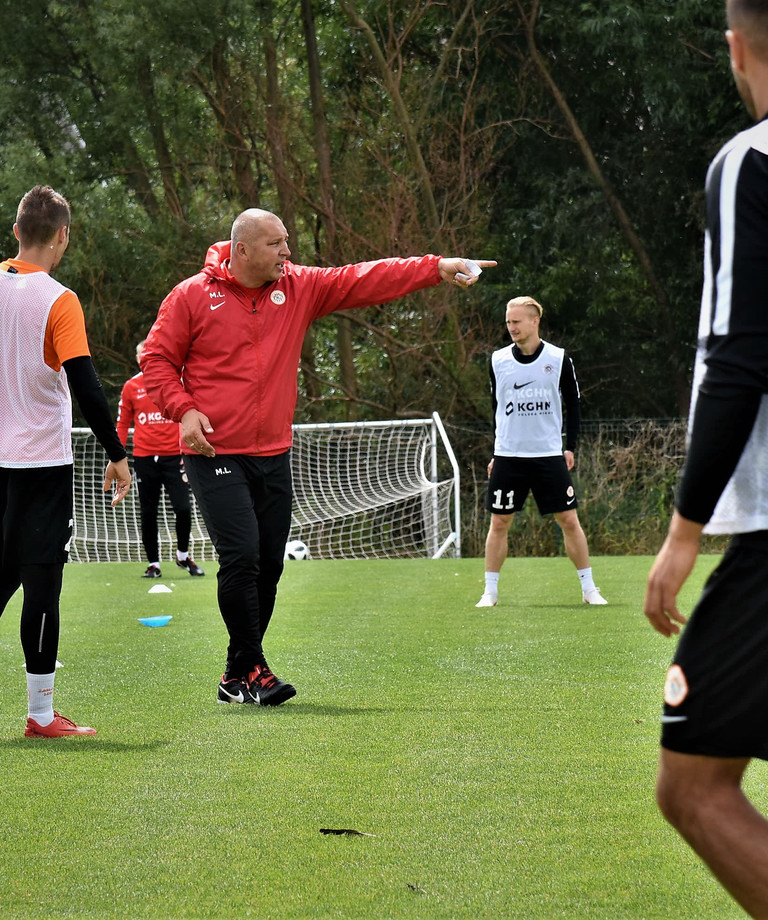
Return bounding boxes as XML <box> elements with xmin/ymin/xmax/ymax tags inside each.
<box><xmin>577</xmin><ymin>567</ymin><xmax>596</xmax><ymax>592</ymax></box>
<box><xmin>176</xmin><ymin>551</ymin><xmax>189</xmax><ymax>562</ymax></box>
<box><xmin>484</xmin><ymin>572</ymin><xmax>500</xmax><ymax>595</ymax></box>
<box><xmin>27</xmin><ymin>671</ymin><xmax>56</xmax><ymax>726</ymax></box>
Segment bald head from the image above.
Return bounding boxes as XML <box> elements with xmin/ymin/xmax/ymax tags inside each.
<box><xmin>229</xmin><ymin>208</ymin><xmax>291</xmax><ymax>287</ymax></box>
<box><xmin>231</xmin><ymin>209</ymin><xmax>280</xmax><ymax>247</ymax></box>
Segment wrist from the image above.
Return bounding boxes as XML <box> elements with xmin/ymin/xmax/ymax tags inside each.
<box><xmin>668</xmin><ymin>510</ymin><xmax>704</xmax><ymax>544</ymax></box>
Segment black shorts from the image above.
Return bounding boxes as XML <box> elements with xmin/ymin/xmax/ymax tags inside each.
<box><xmin>485</xmin><ymin>455</ymin><xmax>577</xmax><ymax>516</ymax></box>
<box><xmin>0</xmin><ymin>465</ymin><xmax>73</xmax><ymax>566</ymax></box>
<box><xmin>661</xmin><ymin>531</ymin><xmax>768</xmax><ymax>760</ymax></box>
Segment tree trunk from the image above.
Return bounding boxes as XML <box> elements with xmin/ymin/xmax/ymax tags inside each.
<box><xmin>136</xmin><ymin>54</ymin><xmax>184</xmax><ymax>221</ymax></box>
<box><xmin>302</xmin><ymin>0</ymin><xmax>358</xmax><ymax>419</ymax></box>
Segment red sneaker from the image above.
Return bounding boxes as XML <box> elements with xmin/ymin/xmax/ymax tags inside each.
<box><xmin>247</xmin><ymin>664</ymin><xmax>296</xmax><ymax>706</ymax></box>
<box><xmin>25</xmin><ymin>711</ymin><xmax>97</xmax><ymax>738</ymax></box>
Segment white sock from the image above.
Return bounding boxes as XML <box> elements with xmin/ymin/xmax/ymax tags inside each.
<box><xmin>27</xmin><ymin>671</ymin><xmax>56</xmax><ymax>726</ymax></box>
<box><xmin>176</xmin><ymin>551</ymin><xmax>189</xmax><ymax>562</ymax></box>
<box><xmin>577</xmin><ymin>567</ymin><xmax>596</xmax><ymax>593</ymax></box>
<box><xmin>484</xmin><ymin>572</ymin><xmax>500</xmax><ymax>596</ymax></box>
<box><xmin>150</xmin><ymin>561</ymin><xmax>160</xmax><ymax>568</ymax></box>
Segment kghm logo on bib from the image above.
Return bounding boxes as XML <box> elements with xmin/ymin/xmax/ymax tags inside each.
<box><xmin>271</xmin><ymin>290</ymin><xmax>286</xmax><ymax>305</ymax></box>
<box><xmin>664</xmin><ymin>664</ymin><xmax>689</xmax><ymax>707</ymax></box>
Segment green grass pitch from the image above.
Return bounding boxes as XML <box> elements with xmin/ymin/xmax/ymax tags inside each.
<box><xmin>0</xmin><ymin>556</ymin><xmax>756</xmax><ymax>919</ymax></box>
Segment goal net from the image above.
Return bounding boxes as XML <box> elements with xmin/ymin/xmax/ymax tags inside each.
<box><xmin>70</xmin><ymin>413</ymin><xmax>460</xmax><ymax>563</ymax></box>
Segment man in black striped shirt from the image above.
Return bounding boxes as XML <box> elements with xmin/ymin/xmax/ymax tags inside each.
<box><xmin>645</xmin><ymin>1</ymin><xmax>768</xmax><ymax>913</ymax></box>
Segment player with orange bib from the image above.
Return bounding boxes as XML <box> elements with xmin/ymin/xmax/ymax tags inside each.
<box><xmin>0</xmin><ymin>185</ymin><xmax>131</xmax><ymax>738</ymax></box>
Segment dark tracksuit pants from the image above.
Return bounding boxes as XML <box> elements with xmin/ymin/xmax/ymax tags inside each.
<box><xmin>184</xmin><ymin>451</ymin><xmax>292</xmax><ymax>678</ymax></box>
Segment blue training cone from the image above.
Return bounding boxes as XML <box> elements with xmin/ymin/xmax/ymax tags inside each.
<box><xmin>138</xmin><ymin>615</ymin><xmax>173</xmax><ymax>628</ymax></box>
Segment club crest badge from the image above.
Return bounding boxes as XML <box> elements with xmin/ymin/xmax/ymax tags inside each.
<box><xmin>664</xmin><ymin>664</ymin><xmax>689</xmax><ymax>707</ymax></box>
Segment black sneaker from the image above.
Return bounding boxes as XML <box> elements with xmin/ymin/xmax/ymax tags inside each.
<box><xmin>247</xmin><ymin>664</ymin><xmax>296</xmax><ymax>706</ymax></box>
<box><xmin>217</xmin><ymin>674</ymin><xmax>256</xmax><ymax>704</ymax></box>
<box><xmin>142</xmin><ymin>564</ymin><xmax>162</xmax><ymax>578</ymax></box>
<box><xmin>176</xmin><ymin>557</ymin><xmax>205</xmax><ymax>576</ymax></box>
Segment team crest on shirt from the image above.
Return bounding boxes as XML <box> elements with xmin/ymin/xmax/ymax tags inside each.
<box><xmin>663</xmin><ymin>664</ymin><xmax>689</xmax><ymax>707</ymax></box>
<box><xmin>543</xmin><ymin>364</ymin><xmax>554</xmax><ymax>375</ymax></box>
<box><xmin>271</xmin><ymin>290</ymin><xmax>286</xmax><ymax>305</ymax></box>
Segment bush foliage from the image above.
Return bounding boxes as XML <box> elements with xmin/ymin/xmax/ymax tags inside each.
<box><xmin>453</xmin><ymin>418</ymin><xmax>728</xmax><ymax>558</ymax></box>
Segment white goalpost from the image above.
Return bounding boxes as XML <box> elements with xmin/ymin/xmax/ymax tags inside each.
<box><xmin>69</xmin><ymin>412</ymin><xmax>461</xmax><ymax>563</ymax></box>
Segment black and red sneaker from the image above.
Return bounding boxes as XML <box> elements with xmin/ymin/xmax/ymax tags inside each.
<box><xmin>217</xmin><ymin>674</ymin><xmax>255</xmax><ymax>704</ymax></box>
<box><xmin>247</xmin><ymin>664</ymin><xmax>296</xmax><ymax>706</ymax></box>
<box><xmin>176</xmin><ymin>557</ymin><xmax>205</xmax><ymax>576</ymax></box>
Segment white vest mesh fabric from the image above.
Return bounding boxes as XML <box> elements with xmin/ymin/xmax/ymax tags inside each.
<box><xmin>492</xmin><ymin>341</ymin><xmax>565</xmax><ymax>458</ymax></box>
<box><xmin>0</xmin><ymin>270</ymin><xmax>73</xmax><ymax>468</ymax></box>
<box><xmin>691</xmin><ymin>350</ymin><xmax>768</xmax><ymax>535</ymax></box>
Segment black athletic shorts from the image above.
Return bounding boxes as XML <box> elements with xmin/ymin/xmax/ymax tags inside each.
<box><xmin>485</xmin><ymin>455</ymin><xmax>577</xmax><ymax>516</ymax></box>
<box><xmin>661</xmin><ymin>531</ymin><xmax>768</xmax><ymax>760</ymax></box>
<box><xmin>0</xmin><ymin>465</ymin><xmax>73</xmax><ymax>567</ymax></box>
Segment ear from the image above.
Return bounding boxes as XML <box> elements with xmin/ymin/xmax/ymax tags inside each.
<box><xmin>12</xmin><ymin>223</ymin><xmax>20</xmax><ymax>242</ymax></box>
<box><xmin>727</xmin><ymin>28</ymin><xmax>746</xmax><ymax>75</ymax></box>
<box><xmin>57</xmin><ymin>224</ymin><xmax>69</xmax><ymax>244</ymax></box>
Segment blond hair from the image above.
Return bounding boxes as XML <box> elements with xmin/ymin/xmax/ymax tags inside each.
<box><xmin>506</xmin><ymin>296</ymin><xmax>543</xmax><ymax>319</ymax></box>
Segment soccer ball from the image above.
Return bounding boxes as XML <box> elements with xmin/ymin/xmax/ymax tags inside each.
<box><xmin>284</xmin><ymin>539</ymin><xmax>310</xmax><ymax>561</ymax></box>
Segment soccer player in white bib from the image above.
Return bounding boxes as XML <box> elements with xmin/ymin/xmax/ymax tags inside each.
<box><xmin>644</xmin><ymin>2</ymin><xmax>768</xmax><ymax>914</ymax></box>
<box><xmin>476</xmin><ymin>296</ymin><xmax>607</xmax><ymax>608</ymax></box>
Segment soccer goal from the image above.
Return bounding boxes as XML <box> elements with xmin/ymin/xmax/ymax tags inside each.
<box><xmin>70</xmin><ymin>412</ymin><xmax>461</xmax><ymax>562</ymax></box>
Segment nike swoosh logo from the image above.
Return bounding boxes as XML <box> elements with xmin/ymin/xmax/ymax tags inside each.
<box><xmin>220</xmin><ymin>687</ymin><xmax>246</xmax><ymax>703</ymax></box>
<box><xmin>210</xmin><ymin>301</ymin><xmax>225</xmax><ymax>310</ymax></box>
<box><xmin>513</xmin><ymin>380</ymin><xmax>535</xmax><ymax>389</ymax></box>
<box><xmin>660</xmin><ymin>715</ymin><xmax>688</xmax><ymax>723</ymax></box>
<box><xmin>566</xmin><ymin>497</ymin><xmax>576</xmax><ymax>505</ymax></box>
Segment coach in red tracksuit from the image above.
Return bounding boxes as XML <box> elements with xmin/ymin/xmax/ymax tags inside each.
<box><xmin>117</xmin><ymin>340</ymin><xmax>204</xmax><ymax>579</ymax></box>
<box><xmin>141</xmin><ymin>207</ymin><xmax>495</xmax><ymax>707</ymax></box>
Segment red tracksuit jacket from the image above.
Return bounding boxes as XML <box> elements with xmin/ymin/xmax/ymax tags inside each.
<box><xmin>116</xmin><ymin>372</ymin><xmax>181</xmax><ymax>456</ymax></box>
<box><xmin>141</xmin><ymin>241</ymin><xmax>442</xmax><ymax>456</ymax></box>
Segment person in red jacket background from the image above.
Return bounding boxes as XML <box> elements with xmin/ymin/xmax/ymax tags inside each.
<box><xmin>141</xmin><ymin>207</ymin><xmax>495</xmax><ymax>707</ymax></box>
<box><xmin>117</xmin><ymin>340</ymin><xmax>204</xmax><ymax>579</ymax></box>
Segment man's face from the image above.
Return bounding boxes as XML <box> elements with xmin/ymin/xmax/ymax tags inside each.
<box><xmin>239</xmin><ymin>217</ymin><xmax>291</xmax><ymax>285</ymax></box>
<box><xmin>506</xmin><ymin>305</ymin><xmax>539</xmax><ymax>348</ymax></box>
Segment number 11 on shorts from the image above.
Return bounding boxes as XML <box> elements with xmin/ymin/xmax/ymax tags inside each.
<box><xmin>492</xmin><ymin>490</ymin><xmax>514</xmax><ymax>512</ymax></box>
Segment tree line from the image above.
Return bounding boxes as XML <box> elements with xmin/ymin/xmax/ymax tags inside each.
<box><xmin>0</xmin><ymin>0</ymin><xmax>741</xmax><ymax>431</ymax></box>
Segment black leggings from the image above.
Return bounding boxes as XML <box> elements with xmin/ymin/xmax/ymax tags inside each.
<box><xmin>0</xmin><ymin>563</ymin><xmax>63</xmax><ymax>674</ymax></box>
<box><xmin>134</xmin><ymin>454</ymin><xmax>192</xmax><ymax>561</ymax></box>
<box><xmin>0</xmin><ymin>465</ymin><xmax>71</xmax><ymax>674</ymax></box>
